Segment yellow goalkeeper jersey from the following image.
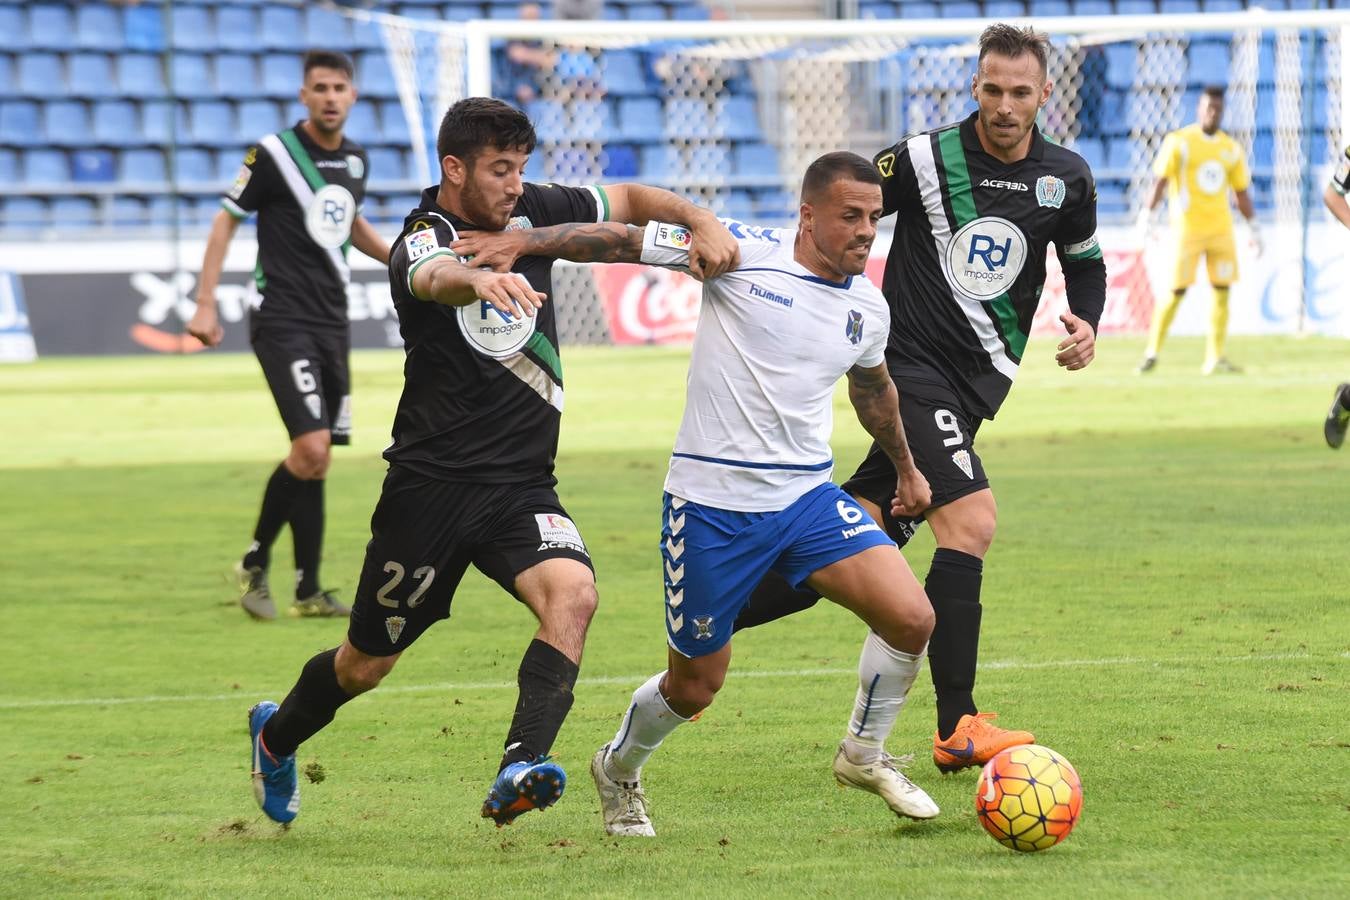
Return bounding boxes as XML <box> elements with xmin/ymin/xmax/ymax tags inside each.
<box><xmin>1153</xmin><ymin>124</ymin><xmax>1251</xmax><ymax>238</ymax></box>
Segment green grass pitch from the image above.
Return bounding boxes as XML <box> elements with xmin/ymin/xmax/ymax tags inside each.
<box><xmin>1</xmin><ymin>335</ymin><xmax>1346</xmax><ymax>897</ymax></box>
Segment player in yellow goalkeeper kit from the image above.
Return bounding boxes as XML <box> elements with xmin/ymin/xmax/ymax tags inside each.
<box><xmin>1320</xmin><ymin>143</ymin><xmax>1350</xmax><ymax>448</ymax></box>
<box><xmin>1136</xmin><ymin>86</ymin><xmax>1260</xmax><ymax>375</ymax></box>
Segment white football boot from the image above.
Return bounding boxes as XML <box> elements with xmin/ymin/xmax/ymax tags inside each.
<box><xmin>832</xmin><ymin>743</ymin><xmax>940</xmax><ymax>820</ymax></box>
<box><xmin>590</xmin><ymin>744</ymin><xmax>656</xmax><ymax>837</ymax></box>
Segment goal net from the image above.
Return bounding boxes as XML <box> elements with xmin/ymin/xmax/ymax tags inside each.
<box><xmin>337</xmin><ymin>6</ymin><xmax>1350</xmax><ymax>340</ymax></box>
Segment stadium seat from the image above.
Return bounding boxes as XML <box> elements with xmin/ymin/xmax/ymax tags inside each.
<box><xmin>1027</xmin><ymin>0</ymin><xmax>1073</xmax><ymax>14</ymax></box>
<box><xmin>174</xmin><ymin>148</ymin><xmax>216</xmax><ymax>185</ymax></box>
<box><xmin>601</xmin><ymin>143</ymin><xmax>639</xmax><ymax>178</ymax></box>
<box><xmin>261</xmin><ymin>6</ymin><xmax>304</xmax><ymax>51</ymax></box>
<box><xmin>359</xmin><ymin>52</ymin><xmax>400</xmax><ymax>100</ymax></box>
<box><xmin>349</xmin><ymin>16</ymin><xmax>389</xmax><ymax>49</ymax></box>
<box><xmin>117</xmin><ymin>54</ymin><xmax>168</xmax><ymax>99</ymax></box>
<box><xmin>70</xmin><ymin>149</ymin><xmax>116</xmax><ymax>183</ymax></box>
<box><xmin>0</xmin><ymin>53</ymin><xmax>14</xmax><ymax>98</ymax></box>
<box><xmin>0</xmin><ymin>149</ymin><xmax>14</xmax><ymax>182</ymax></box>
<box><xmin>723</xmin><ymin>188</ymin><xmax>756</xmax><ymax>223</ymax></box>
<box><xmin>640</xmin><ymin>144</ymin><xmax>683</xmax><ymax>181</ymax></box>
<box><xmin>75</xmin><ymin>4</ymin><xmax>124</xmax><ymax>52</ymax></box>
<box><xmin>752</xmin><ymin>189</ymin><xmax>796</xmax><ymax>222</ymax></box>
<box><xmin>1070</xmin><ymin>136</ymin><xmax>1106</xmax><ymax>172</ymax></box>
<box><xmin>1073</xmin><ymin>0</ymin><xmax>1114</xmax><ymax>15</ymax></box>
<box><xmin>602</xmin><ymin>51</ymin><xmax>650</xmax><ymax>98</ymax></box>
<box><xmin>1158</xmin><ymin>0</ymin><xmax>1201</xmax><ymax>11</ymax></box>
<box><xmin>938</xmin><ymin>1</ymin><xmax>981</xmax><ymax>16</ymax></box>
<box><xmin>617</xmin><ymin>97</ymin><xmax>663</xmax><ymax>143</ymax></box>
<box><xmin>1116</xmin><ymin>0</ymin><xmax>1158</xmax><ymax>13</ymax></box>
<box><xmin>190</xmin><ymin>101</ymin><xmax>236</xmax><ymax>144</ymax></box>
<box><xmin>262</xmin><ymin>54</ymin><xmax>299</xmax><ymax>97</ymax></box>
<box><xmin>28</xmin><ymin>4</ymin><xmax>76</xmax><ymax>51</ymax></box>
<box><xmin>145</xmin><ymin>195</ymin><xmax>176</xmax><ymax>227</ymax></box>
<box><xmin>118</xmin><ymin>146</ymin><xmax>167</xmax><ymax>187</ymax></box>
<box><xmin>2</xmin><ymin>197</ymin><xmax>50</xmax><ymax>230</ymax></box>
<box><xmin>1105</xmin><ymin>137</ymin><xmax>1140</xmax><ymax>175</ymax></box>
<box><xmin>216</xmin><ymin>148</ymin><xmax>248</xmax><ymax>182</ymax></box>
<box><xmin>238</xmin><ymin>100</ymin><xmax>282</xmax><ymax>139</ymax></box>
<box><xmin>665</xmin><ymin>98</ymin><xmax>714</xmax><ymax>138</ymax></box>
<box><xmin>305</xmin><ymin>7</ymin><xmax>352</xmax><ymax>47</ymax></box>
<box><xmin>859</xmin><ymin>2</ymin><xmax>898</xmax><ymax>18</ymax></box>
<box><xmin>92</xmin><ymin>101</ymin><xmax>140</xmax><ymax>147</ymax></box>
<box><xmin>109</xmin><ymin>195</ymin><xmax>148</xmax><ymax>228</ymax></box>
<box><xmin>897</xmin><ymin>2</ymin><xmax>940</xmax><ymax>17</ymax></box>
<box><xmin>1187</xmin><ymin>43</ymin><xmax>1230</xmax><ymax>86</ymax></box>
<box><xmin>43</xmin><ymin>101</ymin><xmax>92</xmax><ymax>147</ymax></box>
<box><xmin>689</xmin><ymin>144</ymin><xmax>730</xmax><ymax>180</ymax></box>
<box><xmin>733</xmin><ymin>142</ymin><xmax>781</xmax><ymax>181</ymax></box>
<box><xmin>69</xmin><ymin>54</ymin><xmax>118</xmax><ymax>100</ymax></box>
<box><xmin>984</xmin><ymin>1</ymin><xmax>1028</xmax><ymax>15</ymax></box>
<box><xmin>1104</xmin><ymin>45</ymin><xmax>1137</xmax><ymax>90</ymax></box>
<box><xmin>170</xmin><ymin>6</ymin><xmax>216</xmax><ymax>52</ymax></box>
<box><xmin>571</xmin><ymin>98</ymin><xmax>612</xmax><ymax>140</ymax></box>
<box><xmin>526</xmin><ymin>99</ymin><xmax>568</xmax><ymax>142</ymax></box>
<box><xmin>0</xmin><ymin>100</ymin><xmax>41</xmax><ymax>147</ymax></box>
<box><xmin>213</xmin><ymin>55</ymin><xmax>263</xmax><ymax>100</ymax></box>
<box><xmin>625</xmin><ymin>4</ymin><xmax>668</xmax><ymax>19</ymax></box>
<box><xmin>1201</xmin><ymin>0</ymin><xmax>1244</xmax><ymax>11</ymax></box>
<box><xmin>24</xmin><ymin>149</ymin><xmax>69</xmax><ymax>184</ymax></box>
<box><xmin>140</xmin><ymin>100</ymin><xmax>188</xmax><ymax>145</ymax></box>
<box><xmin>671</xmin><ymin>5</ymin><xmax>712</xmax><ymax>19</ymax></box>
<box><xmin>18</xmin><ymin>54</ymin><xmax>66</xmax><ymax>100</ymax></box>
<box><xmin>0</xmin><ymin>8</ymin><xmax>23</xmax><ymax>53</ymax></box>
<box><xmin>717</xmin><ymin>96</ymin><xmax>762</xmax><ymax>142</ymax></box>
<box><xmin>367</xmin><ymin>146</ymin><xmax>409</xmax><ymax>184</ymax></box>
<box><xmin>217</xmin><ymin>6</ymin><xmax>260</xmax><ymax>53</ymax></box>
<box><xmin>380</xmin><ymin>100</ymin><xmax>412</xmax><ymax>144</ymax></box>
<box><xmin>344</xmin><ymin>102</ymin><xmax>380</xmax><ymax>143</ymax></box>
<box><xmin>170</xmin><ymin>54</ymin><xmax>216</xmax><ymax>100</ymax></box>
<box><xmin>124</xmin><ymin>4</ymin><xmax>166</xmax><ymax>53</ymax></box>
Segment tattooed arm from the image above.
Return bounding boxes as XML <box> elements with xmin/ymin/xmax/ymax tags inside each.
<box><xmin>451</xmin><ymin>222</ymin><xmax>646</xmax><ymax>268</ymax></box>
<box><xmin>846</xmin><ymin>362</ymin><xmax>930</xmax><ymax>518</ymax></box>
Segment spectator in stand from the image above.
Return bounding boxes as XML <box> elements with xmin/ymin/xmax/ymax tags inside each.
<box><xmin>506</xmin><ymin>3</ymin><xmax>554</xmax><ymax>107</ymax></box>
<box><xmin>555</xmin><ymin>0</ymin><xmax>602</xmax><ymax>19</ymax></box>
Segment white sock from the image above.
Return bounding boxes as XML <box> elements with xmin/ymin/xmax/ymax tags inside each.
<box><xmin>605</xmin><ymin>671</ymin><xmax>690</xmax><ymax>781</ymax></box>
<box><xmin>842</xmin><ymin>632</ymin><xmax>925</xmax><ymax>764</ymax></box>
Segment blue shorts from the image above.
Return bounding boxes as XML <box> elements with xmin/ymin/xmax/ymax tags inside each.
<box><xmin>662</xmin><ymin>482</ymin><xmax>895</xmax><ymax>658</ymax></box>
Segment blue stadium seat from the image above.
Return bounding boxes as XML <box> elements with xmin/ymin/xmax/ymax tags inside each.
<box><xmin>170</xmin><ymin>6</ymin><xmax>216</xmax><ymax>52</ymax></box>
<box><xmin>1158</xmin><ymin>0</ymin><xmax>1200</xmax><ymax>11</ymax></box>
<box><xmin>359</xmin><ymin>52</ymin><xmax>399</xmax><ymax>100</ymax></box>
<box><xmin>380</xmin><ymin>100</ymin><xmax>411</xmax><ymax>144</ymax></box>
<box><xmin>124</xmin><ymin>4</ymin><xmax>166</xmax><ymax>53</ymax></box>
<box><xmin>665</xmin><ymin>98</ymin><xmax>714</xmax><ymax>138</ymax></box>
<box><xmin>626</xmin><ymin>4</ymin><xmax>668</xmax><ymax>20</ymax></box>
<box><xmin>216</xmin><ymin>149</ymin><xmax>247</xmax><ymax>182</ymax></box>
<box><xmin>1104</xmin><ymin>45</ymin><xmax>1137</xmax><ymax>90</ymax></box>
<box><xmin>140</xmin><ymin>100</ymin><xmax>187</xmax><ymax>145</ymax></box>
<box><xmin>69</xmin><ymin>54</ymin><xmax>117</xmax><ymax>99</ymax></box>
<box><xmin>897</xmin><ymin>2</ymin><xmax>940</xmax><ymax>17</ymax></box>
<box><xmin>213</xmin><ymin>54</ymin><xmax>263</xmax><ymax>99</ymax></box>
<box><xmin>718</xmin><ymin>96</ymin><xmax>761</xmax><ymax>142</ymax></box>
<box><xmin>262</xmin><ymin>54</ymin><xmax>298</xmax><ymax>97</ymax></box>
<box><xmin>238</xmin><ymin>100</ymin><xmax>282</xmax><ymax>139</ymax></box>
<box><xmin>1073</xmin><ymin>0</ymin><xmax>1113</xmax><ymax>15</ymax></box>
<box><xmin>110</xmin><ymin>196</ymin><xmax>148</xmax><ymax>228</ymax></box>
<box><xmin>1116</xmin><ymin>0</ymin><xmax>1157</xmax><ymax>13</ymax></box>
<box><xmin>1027</xmin><ymin>0</ymin><xmax>1073</xmax><ymax>14</ymax></box>
<box><xmin>733</xmin><ymin>142</ymin><xmax>780</xmax><ymax>180</ymax></box>
<box><xmin>145</xmin><ymin>195</ymin><xmax>177</xmax><ymax>227</ymax></box>
<box><xmin>859</xmin><ymin>2</ymin><xmax>897</xmax><ymax>18</ymax></box>
<box><xmin>50</xmin><ymin>195</ymin><xmax>98</xmax><ymax>224</ymax></box>
<box><xmin>671</xmin><ymin>5</ymin><xmax>711</xmax><ymax>19</ymax></box>
<box><xmin>43</xmin><ymin>101</ymin><xmax>92</xmax><ymax>147</ymax></box>
<box><xmin>118</xmin><ymin>54</ymin><xmax>167</xmax><ymax>99</ymax></box>
<box><xmin>76</xmin><ymin>4</ymin><xmax>124</xmax><ymax>52</ymax></box>
<box><xmin>19</xmin><ymin>54</ymin><xmax>65</xmax><ymax>100</ymax></box>
<box><xmin>0</xmin><ymin>149</ymin><xmax>14</xmax><ymax>182</ymax></box>
<box><xmin>570</xmin><ymin>99</ymin><xmax>611</xmax><ymax>141</ymax></box>
<box><xmin>525</xmin><ymin>99</ymin><xmax>567</xmax><ymax>141</ymax></box>
<box><xmin>344</xmin><ymin>102</ymin><xmax>379</xmax><ymax>143</ymax></box>
<box><xmin>723</xmin><ymin>188</ymin><xmax>756</xmax><ymax>223</ymax></box>
<box><xmin>367</xmin><ymin>146</ymin><xmax>408</xmax><ymax>183</ymax></box>
<box><xmin>1094</xmin><ymin>181</ymin><xmax>1127</xmax><ymax>216</ymax></box>
<box><xmin>28</xmin><ymin>4</ymin><xmax>76</xmax><ymax>51</ymax></box>
<box><xmin>617</xmin><ymin>97</ymin><xmax>662</xmax><ymax>142</ymax></box>
<box><xmin>752</xmin><ymin>189</ymin><xmax>796</xmax><ymax>222</ymax></box>
<box><xmin>0</xmin><ymin>100</ymin><xmax>41</xmax><ymax>146</ymax></box>
<box><xmin>349</xmin><ymin>16</ymin><xmax>388</xmax><ymax>49</ymax></box>
<box><xmin>217</xmin><ymin>6</ymin><xmax>259</xmax><ymax>53</ymax></box>
<box><xmin>602</xmin><ymin>51</ymin><xmax>649</xmax><ymax>98</ymax></box>
<box><xmin>0</xmin><ymin>8</ymin><xmax>24</xmax><ymax>53</ymax></box>
<box><xmin>174</xmin><ymin>148</ymin><xmax>216</xmax><ymax>185</ymax></box>
<box><xmin>1201</xmin><ymin>0</ymin><xmax>1243</xmax><ymax>11</ymax></box>
<box><xmin>984</xmin><ymin>1</ymin><xmax>1028</xmax><ymax>15</ymax></box>
<box><xmin>305</xmin><ymin>7</ymin><xmax>351</xmax><ymax>47</ymax></box>
<box><xmin>3</xmin><ymin>197</ymin><xmax>50</xmax><ymax>230</ymax></box>
<box><xmin>190</xmin><ymin>101</ymin><xmax>235</xmax><ymax>144</ymax></box>
<box><xmin>170</xmin><ymin>54</ymin><xmax>215</xmax><ymax>99</ymax></box>
<box><xmin>689</xmin><ymin>144</ymin><xmax>729</xmax><ymax>179</ymax></box>
<box><xmin>640</xmin><ymin>144</ymin><xmax>683</xmax><ymax>180</ymax></box>
<box><xmin>92</xmin><ymin>101</ymin><xmax>139</xmax><ymax>147</ymax></box>
<box><xmin>71</xmin><ymin>149</ymin><xmax>116</xmax><ymax>183</ymax></box>
<box><xmin>261</xmin><ymin>6</ymin><xmax>304</xmax><ymax>51</ymax></box>
<box><xmin>1070</xmin><ymin>137</ymin><xmax>1105</xmax><ymax>171</ymax></box>
<box><xmin>602</xmin><ymin>143</ymin><xmax>639</xmax><ymax>178</ymax></box>
<box><xmin>24</xmin><ymin>149</ymin><xmax>69</xmax><ymax>184</ymax></box>
<box><xmin>1104</xmin><ymin>136</ymin><xmax>1139</xmax><ymax>174</ymax></box>
<box><xmin>0</xmin><ymin>54</ymin><xmax>14</xmax><ymax>98</ymax></box>
<box><xmin>939</xmin><ymin>1</ymin><xmax>981</xmax><ymax>16</ymax></box>
<box><xmin>1187</xmin><ymin>43</ymin><xmax>1230</xmax><ymax>86</ymax></box>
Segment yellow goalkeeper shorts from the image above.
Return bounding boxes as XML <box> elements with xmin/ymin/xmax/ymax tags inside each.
<box><xmin>1172</xmin><ymin>230</ymin><xmax>1238</xmax><ymax>291</ymax></box>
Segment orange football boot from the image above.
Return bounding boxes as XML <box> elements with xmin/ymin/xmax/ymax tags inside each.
<box><xmin>932</xmin><ymin>712</ymin><xmax>1034</xmax><ymax>773</ymax></box>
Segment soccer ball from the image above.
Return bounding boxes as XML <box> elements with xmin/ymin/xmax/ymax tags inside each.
<box><xmin>975</xmin><ymin>744</ymin><xmax>1082</xmax><ymax>852</ymax></box>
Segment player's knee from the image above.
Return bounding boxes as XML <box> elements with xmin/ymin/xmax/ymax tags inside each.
<box><xmin>288</xmin><ymin>433</ymin><xmax>331</xmax><ymax>479</ymax></box>
<box><xmin>540</xmin><ymin>579</ymin><xmax>599</xmax><ymax>630</ymax></box>
<box><xmin>335</xmin><ymin>651</ymin><xmax>396</xmax><ymax>695</ymax></box>
<box><xmin>664</xmin><ymin>668</ymin><xmax>723</xmax><ymax>715</ymax></box>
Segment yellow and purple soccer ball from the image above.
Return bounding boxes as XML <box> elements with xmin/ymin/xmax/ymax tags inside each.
<box><xmin>975</xmin><ymin>744</ymin><xmax>1083</xmax><ymax>852</ymax></box>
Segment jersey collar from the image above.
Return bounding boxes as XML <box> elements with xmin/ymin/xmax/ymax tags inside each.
<box><xmin>960</xmin><ymin>111</ymin><xmax>1046</xmax><ymax>163</ymax></box>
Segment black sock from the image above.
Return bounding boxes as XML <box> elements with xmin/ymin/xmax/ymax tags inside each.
<box><xmin>261</xmin><ymin>647</ymin><xmax>352</xmax><ymax>758</ymax></box>
<box><xmin>732</xmin><ymin>570</ymin><xmax>821</xmax><ymax>632</ymax></box>
<box><xmin>242</xmin><ymin>462</ymin><xmax>300</xmax><ymax>571</ymax></box>
<box><xmin>290</xmin><ymin>478</ymin><xmax>325</xmax><ymax>598</ymax></box>
<box><xmin>499</xmin><ymin>639</ymin><xmax>580</xmax><ymax>771</ymax></box>
<box><xmin>925</xmin><ymin>548</ymin><xmax>984</xmax><ymax>740</ymax></box>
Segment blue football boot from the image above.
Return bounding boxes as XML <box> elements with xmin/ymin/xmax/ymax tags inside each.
<box><xmin>249</xmin><ymin>701</ymin><xmax>299</xmax><ymax>824</ymax></box>
<box><xmin>480</xmin><ymin>757</ymin><xmax>567</xmax><ymax>827</ymax></box>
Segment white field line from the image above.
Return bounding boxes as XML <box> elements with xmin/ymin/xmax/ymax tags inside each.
<box><xmin>1</xmin><ymin>652</ymin><xmax>1341</xmax><ymax>711</ymax></box>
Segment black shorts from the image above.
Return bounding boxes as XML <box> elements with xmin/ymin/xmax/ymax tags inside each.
<box><xmin>252</xmin><ymin>327</ymin><xmax>351</xmax><ymax>445</ymax></box>
<box><xmin>841</xmin><ymin>377</ymin><xmax>988</xmax><ymax>540</ymax></box>
<box><xmin>347</xmin><ymin>467</ymin><xmax>595</xmax><ymax>657</ymax></box>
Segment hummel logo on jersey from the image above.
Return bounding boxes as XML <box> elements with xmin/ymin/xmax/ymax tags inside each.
<box><xmin>845</xmin><ymin>309</ymin><xmax>864</xmax><ymax>344</ymax></box>
<box><xmin>842</xmin><ymin>522</ymin><xmax>881</xmax><ymax>539</ymax></box>
<box><xmin>749</xmin><ymin>283</ymin><xmax>793</xmax><ymax>308</ymax></box>
<box><xmin>979</xmin><ymin>178</ymin><xmax>1028</xmax><ymax>191</ymax></box>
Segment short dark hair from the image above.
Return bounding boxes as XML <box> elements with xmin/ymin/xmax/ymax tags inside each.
<box><xmin>1202</xmin><ymin>85</ymin><xmax>1226</xmax><ymax>101</ymax></box>
<box><xmin>978</xmin><ymin>23</ymin><xmax>1050</xmax><ymax>78</ymax></box>
<box><xmin>303</xmin><ymin>50</ymin><xmax>355</xmax><ymax>81</ymax></box>
<box><xmin>436</xmin><ymin>97</ymin><xmax>537</xmax><ymax>166</ymax></box>
<box><xmin>800</xmin><ymin>151</ymin><xmax>882</xmax><ymax>203</ymax></box>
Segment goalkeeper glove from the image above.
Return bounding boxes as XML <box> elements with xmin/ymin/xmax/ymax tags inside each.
<box><xmin>1134</xmin><ymin>207</ymin><xmax>1154</xmax><ymax>245</ymax></box>
<box><xmin>1247</xmin><ymin>220</ymin><xmax>1264</xmax><ymax>256</ymax></box>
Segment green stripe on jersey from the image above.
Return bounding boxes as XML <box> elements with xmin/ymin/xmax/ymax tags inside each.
<box><xmin>253</xmin><ymin>257</ymin><xmax>266</xmax><ymax>291</ymax></box>
<box><xmin>1064</xmin><ymin>244</ymin><xmax>1104</xmax><ymax>262</ymax></box>
<box><xmin>935</xmin><ymin>126</ymin><xmax>1029</xmax><ymax>360</ymax></box>
<box><xmin>594</xmin><ymin>184</ymin><xmax>611</xmax><ymax>221</ymax></box>
<box><xmin>525</xmin><ymin>331</ymin><xmax>563</xmax><ymax>382</ymax></box>
<box><xmin>277</xmin><ymin>129</ymin><xmax>326</xmax><ymax>192</ymax></box>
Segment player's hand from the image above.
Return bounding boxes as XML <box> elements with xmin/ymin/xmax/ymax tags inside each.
<box><xmin>1056</xmin><ymin>312</ymin><xmax>1096</xmax><ymax>370</ymax></box>
<box><xmin>1248</xmin><ymin>221</ymin><xmax>1264</xmax><ymax>256</ymax></box>
<box><xmin>686</xmin><ymin>215</ymin><xmax>740</xmax><ymax>281</ymax></box>
<box><xmin>470</xmin><ymin>269</ymin><xmax>546</xmax><ymax>319</ymax></box>
<box><xmin>186</xmin><ymin>301</ymin><xmax>223</xmax><ymax>348</ymax></box>
<box><xmin>451</xmin><ymin>230</ymin><xmax>525</xmax><ymax>273</ymax></box>
<box><xmin>892</xmin><ymin>465</ymin><xmax>931</xmax><ymax>519</ymax></box>
<box><xmin>1133</xmin><ymin>208</ymin><xmax>1153</xmax><ymax>246</ymax></box>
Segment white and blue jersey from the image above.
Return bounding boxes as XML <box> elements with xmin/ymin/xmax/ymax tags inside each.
<box><xmin>640</xmin><ymin>220</ymin><xmax>896</xmax><ymax>657</ymax></box>
<box><xmin>640</xmin><ymin>219</ymin><xmax>890</xmax><ymax>513</ymax></box>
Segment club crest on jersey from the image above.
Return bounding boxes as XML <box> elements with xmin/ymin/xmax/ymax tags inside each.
<box><xmin>1035</xmin><ymin>175</ymin><xmax>1066</xmax><ymax>209</ymax></box>
<box><xmin>346</xmin><ymin>154</ymin><xmax>364</xmax><ymax>179</ymax></box>
<box><xmin>951</xmin><ymin>449</ymin><xmax>974</xmax><ymax>479</ymax></box>
<box><xmin>845</xmin><ymin>309</ymin><xmax>864</xmax><ymax>345</ymax></box>
<box><xmin>385</xmin><ymin>616</ymin><xmax>407</xmax><ymax>644</ymax></box>
<box><xmin>692</xmin><ymin>615</ymin><xmax>715</xmax><ymax>641</ymax></box>
<box><xmin>945</xmin><ymin>216</ymin><xmax>1028</xmax><ymax>302</ymax></box>
<box><xmin>1196</xmin><ymin>160</ymin><xmax>1227</xmax><ymax>195</ymax></box>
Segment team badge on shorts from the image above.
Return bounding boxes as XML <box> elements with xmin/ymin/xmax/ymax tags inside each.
<box><xmin>1036</xmin><ymin>175</ymin><xmax>1066</xmax><ymax>209</ymax></box>
<box><xmin>385</xmin><ymin>616</ymin><xmax>407</xmax><ymax>644</ymax></box>
<box><xmin>951</xmin><ymin>449</ymin><xmax>974</xmax><ymax>479</ymax></box>
<box><xmin>845</xmin><ymin>310</ymin><xmax>864</xmax><ymax>345</ymax></box>
<box><xmin>692</xmin><ymin>615</ymin><xmax>715</xmax><ymax>641</ymax></box>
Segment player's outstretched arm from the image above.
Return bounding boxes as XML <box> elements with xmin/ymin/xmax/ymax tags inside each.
<box><xmin>605</xmin><ymin>183</ymin><xmax>738</xmax><ymax>279</ymax></box>
<box><xmin>412</xmin><ymin>256</ymin><xmax>546</xmax><ymax>320</ymax></box>
<box><xmin>1324</xmin><ymin>182</ymin><xmax>1350</xmax><ymax>230</ymax></box>
<box><xmin>846</xmin><ymin>362</ymin><xmax>930</xmax><ymax>518</ymax></box>
<box><xmin>453</xmin><ymin>222</ymin><xmax>645</xmax><ymax>268</ymax></box>
<box><xmin>187</xmin><ymin>209</ymin><xmax>242</xmax><ymax>348</ymax></box>
<box><xmin>351</xmin><ymin>215</ymin><xmax>391</xmax><ymax>266</ymax></box>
